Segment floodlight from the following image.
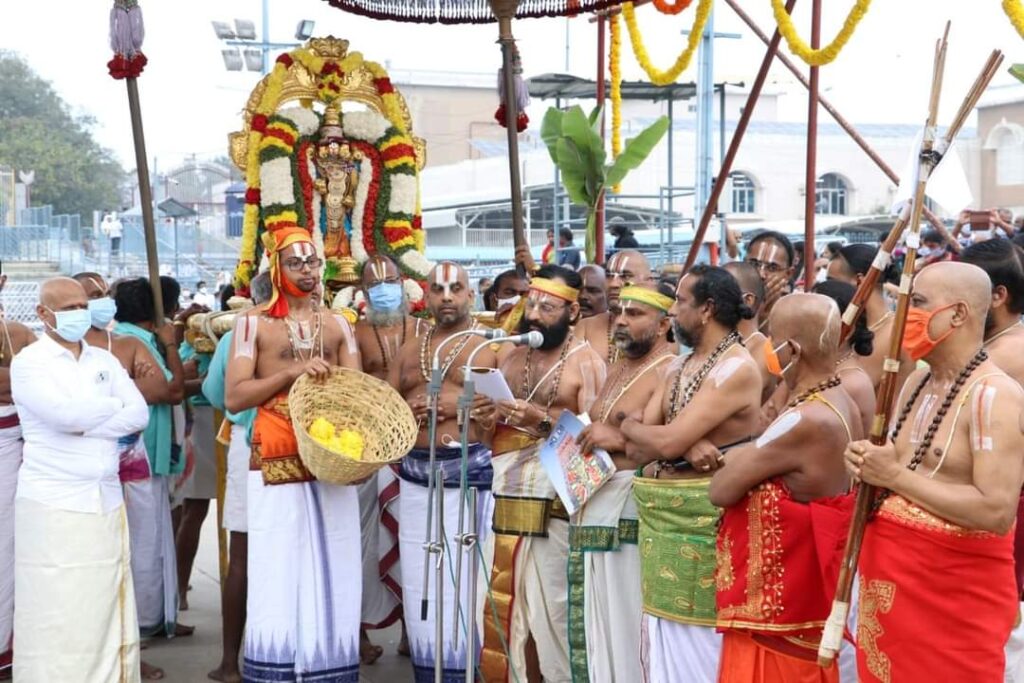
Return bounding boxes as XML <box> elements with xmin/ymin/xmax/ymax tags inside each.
<box><xmin>211</xmin><ymin>21</ymin><xmax>236</xmax><ymax>40</ymax></box>
<box><xmin>243</xmin><ymin>48</ymin><xmax>264</xmax><ymax>72</ymax></box>
<box><xmin>295</xmin><ymin>19</ymin><xmax>316</xmax><ymax>41</ymax></box>
<box><xmin>221</xmin><ymin>48</ymin><xmax>243</xmax><ymax>72</ymax></box>
<box><xmin>234</xmin><ymin>19</ymin><xmax>257</xmax><ymax>41</ymax></box>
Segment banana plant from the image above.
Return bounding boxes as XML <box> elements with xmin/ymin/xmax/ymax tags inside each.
<box><xmin>541</xmin><ymin>105</ymin><xmax>669</xmax><ymax>262</ymax></box>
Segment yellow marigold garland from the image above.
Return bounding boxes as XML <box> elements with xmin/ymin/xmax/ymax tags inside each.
<box><xmin>770</xmin><ymin>0</ymin><xmax>872</xmax><ymax>67</ymax></box>
<box><xmin>1006</xmin><ymin>0</ymin><xmax>1024</xmax><ymax>38</ymax></box>
<box><xmin>621</xmin><ymin>0</ymin><xmax>712</xmax><ymax>87</ymax></box>
<box><xmin>609</xmin><ymin>12</ymin><xmax>623</xmax><ymax>193</ymax></box>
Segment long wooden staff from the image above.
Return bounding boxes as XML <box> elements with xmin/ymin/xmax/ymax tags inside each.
<box><xmin>818</xmin><ymin>37</ymin><xmax>1005</xmax><ymax>666</ymax></box>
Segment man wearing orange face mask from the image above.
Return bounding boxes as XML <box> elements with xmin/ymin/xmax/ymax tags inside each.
<box><xmin>845</xmin><ymin>261</ymin><xmax>1024</xmax><ymax>682</ymax></box>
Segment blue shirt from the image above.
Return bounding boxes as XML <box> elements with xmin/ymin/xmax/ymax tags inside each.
<box><xmin>201</xmin><ymin>331</ymin><xmax>255</xmax><ymax>441</ymax></box>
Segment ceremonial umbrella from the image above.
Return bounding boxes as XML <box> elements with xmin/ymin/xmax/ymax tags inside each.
<box><xmin>320</xmin><ymin>0</ymin><xmax>626</xmax><ymax>262</ymax></box>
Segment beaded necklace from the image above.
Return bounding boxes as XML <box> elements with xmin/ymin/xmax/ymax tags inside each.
<box><xmin>372</xmin><ymin>319</ymin><xmax>406</xmax><ymax>372</ymax></box>
<box><xmin>606</xmin><ymin>315</ymin><xmax>620</xmax><ymax>365</ymax></box>
<box><xmin>522</xmin><ymin>331</ymin><xmax>574</xmax><ymax>415</ymax></box>
<box><xmin>787</xmin><ymin>375</ymin><xmax>842</xmax><ymax>409</ymax></box>
<box><xmin>285</xmin><ymin>312</ymin><xmax>323</xmax><ymax>362</ymax></box>
<box><xmin>594</xmin><ymin>348</ymin><xmax>674</xmax><ymax>423</ymax></box>
<box><xmin>667</xmin><ymin>330</ymin><xmax>741</xmax><ymax>422</ymax></box>
<box><xmin>418</xmin><ymin>321</ymin><xmax>476</xmax><ymax>383</ymax></box>
<box><xmin>872</xmin><ymin>347</ymin><xmax>988</xmax><ymax>512</ymax></box>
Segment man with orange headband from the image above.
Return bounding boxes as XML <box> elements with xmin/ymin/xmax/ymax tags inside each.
<box><xmin>620</xmin><ymin>265</ymin><xmax>762</xmax><ymax>682</ymax></box>
<box><xmin>575</xmin><ymin>250</ymin><xmax>652</xmax><ymax>366</ymax></box>
<box><xmin>385</xmin><ymin>260</ymin><xmax>498</xmax><ymax>681</ymax></box>
<box><xmin>568</xmin><ymin>282</ymin><xmax>677</xmax><ymax>683</ymax></box>
<box><xmin>846</xmin><ymin>261</ymin><xmax>1024</xmax><ymax>681</ymax></box>
<box><xmin>480</xmin><ymin>264</ymin><xmax>607</xmax><ymax>683</ymax></box>
<box><xmin>224</xmin><ymin>226</ymin><xmax>363</xmax><ymax>682</ymax></box>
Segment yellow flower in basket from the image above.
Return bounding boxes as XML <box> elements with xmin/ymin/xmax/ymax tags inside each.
<box><xmin>308</xmin><ymin>417</ymin><xmax>365</xmax><ymax>461</ymax></box>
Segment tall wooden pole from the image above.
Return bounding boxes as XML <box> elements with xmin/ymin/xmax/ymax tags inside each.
<box><xmin>595</xmin><ymin>15</ymin><xmax>607</xmax><ymax>265</ymax></box>
<box><xmin>126</xmin><ymin>77</ymin><xmax>165</xmax><ymax>323</ymax></box>
<box><xmin>683</xmin><ymin>0</ymin><xmax>797</xmax><ymax>272</ymax></box>
<box><xmin>803</xmin><ymin>0</ymin><xmax>821</xmax><ymax>291</ymax></box>
<box><xmin>490</xmin><ymin>1</ymin><xmax>527</xmax><ymax>267</ymax></box>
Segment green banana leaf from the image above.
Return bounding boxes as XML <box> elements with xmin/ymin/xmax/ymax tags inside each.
<box><xmin>584</xmin><ymin>211</ymin><xmax>598</xmax><ymax>264</ymax></box>
<box><xmin>554</xmin><ymin>138</ymin><xmax>592</xmax><ymax>207</ymax></box>
<box><xmin>540</xmin><ymin>108</ymin><xmax>564</xmax><ymax>166</ymax></box>
<box><xmin>1011</xmin><ymin>64</ymin><xmax>1024</xmax><ymax>84</ymax></box>
<box><xmin>606</xmin><ymin>116</ymin><xmax>670</xmax><ymax>189</ymax></box>
<box><xmin>560</xmin><ymin>106</ymin><xmax>605</xmax><ymax>200</ymax></box>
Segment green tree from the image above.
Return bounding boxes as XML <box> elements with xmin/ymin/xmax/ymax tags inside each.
<box><xmin>0</xmin><ymin>51</ymin><xmax>124</xmax><ymax>219</ymax></box>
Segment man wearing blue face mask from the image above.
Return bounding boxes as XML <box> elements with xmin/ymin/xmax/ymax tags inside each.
<box><xmin>352</xmin><ymin>254</ymin><xmax>427</xmax><ymax>662</ymax></box>
<box><xmin>10</xmin><ymin>276</ymin><xmax>149</xmax><ymax>681</ymax></box>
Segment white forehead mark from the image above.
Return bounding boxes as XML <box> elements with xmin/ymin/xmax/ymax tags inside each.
<box><xmin>434</xmin><ymin>263</ymin><xmax>459</xmax><ymax>296</ymax></box>
<box><xmin>286</xmin><ymin>241</ymin><xmax>315</xmax><ymax>258</ymax></box>
<box><xmin>370</xmin><ymin>258</ymin><xmax>388</xmax><ymax>281</ymax></box>
<box><xmin>756</xmin><ymin>410</ymin><xmax>801</xmax><ymax>448</ymax></box>
<box><xmin>712</xmin><ymin>356</ymin><xmax>744</xmax><ymax>388</ymax></box>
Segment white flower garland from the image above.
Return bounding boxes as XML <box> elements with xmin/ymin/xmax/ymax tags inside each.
<box><xmin>389</xmin><ymin>173</ymin><xmax>417</xmax><ymax>215</ymax></box>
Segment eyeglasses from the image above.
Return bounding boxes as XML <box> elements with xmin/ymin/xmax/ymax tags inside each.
<box><xmin>525</xmin><ymin>298</ymin><xmax>568</xmax><ymax>316</ymax></box>
<box><xmin>283</xmin><ymin>256</ymin><xmax>323</xmax><ymax>272</ymax></box>
<box><xmin>747</xmin><ymin>259</ymin><xmax>786</xmax><ymax>275</ymax></box>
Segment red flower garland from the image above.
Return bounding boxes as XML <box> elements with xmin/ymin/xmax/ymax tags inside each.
<box><xmin>296</xmin><ymin>141</ymin><xmax>315</xmax><ymax>231</ymax></box>
<box><xmin>494</xmin><ymin>104</ymin><xmax>529</xmax><ymax>133</ymax></box>
<box><xmin>107</xmin><ymin>53</ymin><xmax>148</xmax><ymax>80</ymax></box>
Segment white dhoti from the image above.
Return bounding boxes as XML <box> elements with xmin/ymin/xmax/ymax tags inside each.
<box><xmin>481</xmin><ymin>440</ymin><xmax>572</xmax><ymax>683</ymax></box>
<box><xmin>223</xmin><ymin>424</ymin><xmax>250</xmax><ymax>534</ymax></box>
<box><xmin>399</xmin><ymin>478</ymin><xmax>494</xmax><ymax>681</ymax></box>
<box><xmin>124</xmin><ymin>473</ymin><xmax>178</xmax><ymax>637</ymax></box>
<box><xmin>0</xmin><ymin>411</ymin><xmax>21</xmax><ymax>668</ymax></box>
<box><xmin>13</xmin><ymin>498</ymin><xmax>140</xmax><ymax>683</ymax></box>
<box><xmin>568</xmin><ymin>470</ymin><xmax>642</xmax><ymax>683</ymax></box>
<box><xmin>359</xmin><ymin>472</ymin><xmax>400</xmax><ymax>630</ymax></box>
<box><xmin>641</xmin><ymin>614</ymin><xmax>721</xmax><ymax>683</ymax></box>
<box><xmin>180</xmin><ymin>405</ymin><xmax>217</xmax><ymax>500</ymax></box>
<box><xmin>243</xmin><ymin>472</ymin><xmax>361</xmax><ymax>682</ymax></box>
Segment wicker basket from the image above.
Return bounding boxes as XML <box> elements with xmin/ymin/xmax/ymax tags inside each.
<box><xmin>289</xmin><ymin>367</ymin><xmax>417</xmax><ymax>485</ymax></box>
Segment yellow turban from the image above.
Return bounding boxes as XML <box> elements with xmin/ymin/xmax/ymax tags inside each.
<box><xmin>529</xmin><ymin>277</ymin><xmax>579</xmax><ymax>303</ymax></box>
<box><xmin>619</xmin><ymin>285</ymin><xmax>673</xmax><ymax>313</ymax></box>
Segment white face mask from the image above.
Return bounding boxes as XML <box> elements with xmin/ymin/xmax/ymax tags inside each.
<box><xmin>496</xmin><ymin>295</ymin><xmax>521</xmax><ymax>309</ymax></box>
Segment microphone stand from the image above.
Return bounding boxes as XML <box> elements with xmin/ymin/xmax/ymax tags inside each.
<box><xmin>420</xmin><ymin>327</ymin><xmax>496</xmax><ymax>683</ymax></box>
<box><xmin>451</xmin><ymin>333</ymin><xmax>537</xmax><ymax>680</ymax></box>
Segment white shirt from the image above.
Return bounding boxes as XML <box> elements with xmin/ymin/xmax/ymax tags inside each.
<box><xmin>11</xmin><ymin>334</ymin><xmax>149</xmax><ymax>514</ymax></box>
<box><xmin>103</xmin><ymin>218</ymin><xmax>123</xmax><ymax>239</ymax></box>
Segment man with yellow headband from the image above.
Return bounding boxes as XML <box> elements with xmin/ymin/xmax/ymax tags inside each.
<box><xmin>224</xmin><ymin>226</ymin><xmax>364</xmax><ymax>682</ymax></box>
<box><xmin>619</xmin><ymin>265</ymin><xmax>762</xmax><ymax>681</ymax></box>
<box><xmin>568</xmin><ymin>282</ymin><xmax>677</xmax><ymax>683</ymax></box>
<box><xmin>576</xmin><ymin>250</ymin><xmax>652</xmax><ymax>366</ymax></box>
<box><xmin>480</xmin><ymin>264</ymin><xmax>607</xmax><ymax>683</ymax></box>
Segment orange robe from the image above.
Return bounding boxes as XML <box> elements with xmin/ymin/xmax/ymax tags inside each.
<box><xmin>856</xmin><ymin>495</ymin><xmax>1017</xmax><ymax>683</ymax></box>
<box><xmin>250</xmin><ymin>395</ymin><xmax>315</xmax><ymax>485</ymax></box>
<box><xmin>716</xmin><ymin>480</ymin><xmax>852</xmax><ymax>683</ymax></box>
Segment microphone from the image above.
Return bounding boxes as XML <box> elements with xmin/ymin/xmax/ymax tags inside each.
<box><xmin>493</xmin><ymin>330</ymin><xmax>544</xmax><ymax>348</ymax></box>
<box><xmin>432</xmin><ymin>327</ymin><xmax>507</xmax><ymax>370</ymax></box>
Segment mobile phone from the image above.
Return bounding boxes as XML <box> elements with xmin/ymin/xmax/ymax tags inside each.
<box><xmin>968</xmin><ymin>210</ymin><xmax>995</xmax><ymax>230</ymax></box>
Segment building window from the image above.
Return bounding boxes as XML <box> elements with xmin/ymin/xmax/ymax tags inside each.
<box><xmin>815</xmin><ymin>173</ymin><xmax>848</xmax><ymax>216</ymax></box>
<box><xmin>996</xmin><ymin>130</ymin><xmax>1024</xmax><ymax>186</ymax></box>
<box><xmin>730</xmin><ymin>172</ymin><xmax>756</xmax><ymax>214</ymax></box>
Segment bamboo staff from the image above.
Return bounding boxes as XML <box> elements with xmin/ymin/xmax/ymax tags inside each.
<box><xmin>724</xmin><ymin>0</ymin><xmax>960</xmax><ymax>253</ymax></box>
<box><xmin>817</xmin><ymin>37</ymin><xmax>1005</xmax><ymax>666</ymax></box>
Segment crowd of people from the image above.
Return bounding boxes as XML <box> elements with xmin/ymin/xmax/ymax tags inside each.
<box><xmin>2</xmin><ymin>214</ymin><xmax>1024</xmax><ymax>683</ymax></box>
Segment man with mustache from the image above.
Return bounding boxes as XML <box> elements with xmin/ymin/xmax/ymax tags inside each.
<box><xmin>387</xmin><ymin>261</ymin><xmax>498</xmax><ymax>681</ymax></box>
<box><xmin>577</xmin><ymin>265</ymin><xmax>608</xmax><ymax>320</ymax></box>
<box><xmin>569</xmin><ymin>282</ymin><xmax>677</xmax><ymax>682</ymax></box>
<box><xmin>352</xmin><ymin>254</ymin><xmax>425</xmax><ymax>663</ymax></box>
<box><xmin>224</xmin><ymin>228</ymin><xmax>363</xmax><ymax>681</ymax></box>
<box><xmin>576</xmin><ymin>250</ymin><xmax>652</xmax><ymax>365</ymax></box>
<box><xmin>620</xmin><ymin>265</ymin><xmax>763</xmax><ymax>682</ymax></box>
<box><xmin>480</xmin><ymin>264</ymin><xmax>607</xmax><ymax>683</ymax></box>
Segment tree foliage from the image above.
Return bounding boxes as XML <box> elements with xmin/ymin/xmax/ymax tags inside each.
<box><xmin>0</xmin><ymin>51</ymin><xmax>124</xmax><ymax>219</ymax></box>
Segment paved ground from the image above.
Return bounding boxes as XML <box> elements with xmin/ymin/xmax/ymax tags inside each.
<box><xmin>142</xmin><ymin>512</ymin><xmax>412</xmax><ymax>682</ymax></box>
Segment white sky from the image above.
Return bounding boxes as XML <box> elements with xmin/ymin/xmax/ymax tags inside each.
<box><xmin>1</xmin><ymin>0</ymin><xmax>1020</xmax><ymax>170</ymax></box>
